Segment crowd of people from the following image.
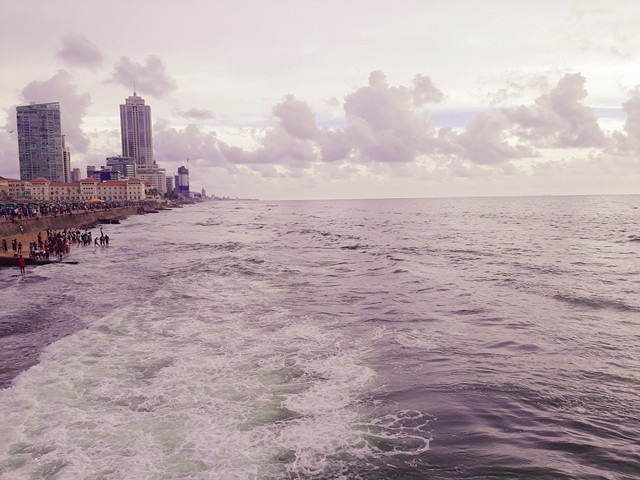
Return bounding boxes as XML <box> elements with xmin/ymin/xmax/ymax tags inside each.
<box><xmin>2</xmin><ymin>226</ymin><xmax>111</xmax><ymax>264</ymax></box>
<box><xmin>0</xmin><ymin>200</ymin><xmax>143</xmax><ymax>222</ymax></box>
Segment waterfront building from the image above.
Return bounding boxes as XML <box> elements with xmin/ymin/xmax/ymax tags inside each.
<box><xmin>177</xmin><ymin>165</ymin><xmax>190</xmax><ymax>197</ymax></box>
<box><xmin>120</xmin><ymin>92</ymin><xmax>153</xmax><ymax>166</ymax></box>
<box><xmin>0</xmin><ymin>177</ymin><xmax>9</xmax><ymax>198</ymax></box>
<box><xmin>2</xmin><ymin>170</ymin><xmax>151</xmax><ymax>202</ymax></box>
<box><xmin>136</xmin><ymin>163</ymin><xmax>166</xmax><ymax>195</ymax></box>
<box><xmin>16</xmin><ymin>102</ymin><xmax>65</xmax><ymax>182</ymax></box>
<box><xmin>7</xmin><ymin>177</ymin><xmax>147</xmax><ymax>202</ymax></box>
<box><xmin>5</xmin><ymin>178</ymin><xmax>32</xmax><ymax>199</ymax></box>
<box><xmin>76</xmin><ymin>178</ymin><xmax>146</xmax><ymax>201</ymax></box>
<box><xmin>106</xmin><ymin>155</ymin><xmax>136</xmax><ymax>178</ymax></box>
<box><xmin>166</xmin><ymin>176</ymin><xmax>174</xmax><ymax>195</ymax></box>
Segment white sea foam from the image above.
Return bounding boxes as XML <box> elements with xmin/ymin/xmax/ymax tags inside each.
<box><xmin>0</xmin><ymin>263</ymin><xmax>391</xmax><ymax>479</ymax></box>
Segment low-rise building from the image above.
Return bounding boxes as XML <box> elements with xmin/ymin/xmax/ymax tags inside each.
<box><xmin>1</xmin><ymin>177</ymin><xmax>147</xmax><ymax>202</ymax></box>
<box><xmin>137</xmin><ymin>163</ymin><xmax>166</xmax><ymax>195</ymax></box>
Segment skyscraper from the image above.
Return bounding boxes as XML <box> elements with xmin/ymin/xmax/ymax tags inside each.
<box><xmin>177</xmin><ymin>165</ymin><xmax>190</xmax><ymax>197</ymax></box>
<box><xmin>62</xmin><ymin>135</ymin><xmax>71</xmax><ymax>183</ymax></box>
<box><xmin>16</xmin><ymin>102</ymin><xmax>65</xmax><ymax>182</ymax></box>
<box><xmin>120</xmin><ymin>91</ymin><xmax>153</xmax><ymax>166</ymax></box>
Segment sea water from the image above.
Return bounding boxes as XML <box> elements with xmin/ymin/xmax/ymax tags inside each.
<box><xmin>0</xmin><ymin>196</ymin><xmax>638</xmax><ymax>479</ymax></box>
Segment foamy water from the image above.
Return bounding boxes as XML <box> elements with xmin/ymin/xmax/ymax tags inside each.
<box><xmin>0</xmin><ymin>196</ymin><xmax>639</xmax><ymax>479</ymax></box>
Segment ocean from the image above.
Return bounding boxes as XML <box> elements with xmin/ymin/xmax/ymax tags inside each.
<box><xmin>0</xmin><ymin>196</ymin><xmax>638</xmax><ymax>479</ymax></box>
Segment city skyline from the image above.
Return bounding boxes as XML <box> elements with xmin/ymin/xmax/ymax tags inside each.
<box><xmin>1</xmin><ymin>1</ymin><xmax>640</xmax><ymax>200</ymax></box>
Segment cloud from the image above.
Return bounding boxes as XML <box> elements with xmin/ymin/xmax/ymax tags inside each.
<box><xmin>20</xmin><ymin>70</ymin><xmax>92</xmax><ymax>154</ymax></box>
<box><xmin>153</xmin><ymin>121</ymin><xmax>226</xmax><ymax>168</ymax></box>
<box><xmin>317</xmin><ymin>129</ymin><xmax>352</xmax><ymax>163</ymax></box>
<box><xmin>109</xmin><ymin>56</ymin><xmax>177</xmax><ymax>98</ymax></box>
<box><xmin>55</xmin><ymin>34</ymin><xmax>104</xmax><ymax>68</ymax></box>
<box><xmin>175</xmin><ymin>108</ymin><xmax>216</xmax><ymax>120</ymax></box>
<box><xmin>412</xmin><ymin>74</ymin><xmax>444</xmax><ymax>106</ymax></box>
<box><xmin>272</xmin><ymin>94</ymin><xmax>319</xmax><ymax>140</ymax></box>
<box><xmin>148</xmin><ymin>70</ymin><xmax>633</xmax><ymax>192</ymax></box>
<box><xmin>454</xmin><ymin>111</ymin><xmax>534</xmax><ymax>165</ymax></box>
<box><xmin>617</xmin><ymin>86</ymin><xmax>640</xmax><ymax>155</ymax></box>
<box><xmin>222</xmin><ymin>126</ymin><xmax>318</xmax><ymax>170</ymax></box>
<box><xmin>0</xmin><ymin>112</ymin><xmax>19</xmax><ymax>178</ymax></box>
<box><xmin>322</xmin><ymin>70</ymin><xmax>440</xmax><ymax>164</ymax></box>
<box><xmin>483</xmin><ymin>71</ymin><xmax>554</xmax><ymax>105</ymax></box>
<box><xmin>256</xmin><ymin>127</ymin><xmax>317</xmax><ymax>167</ymax></box>
<box><xmin>504</xmin><ymin>73</ymin><xmax>606</xmax><ymax>148</ymax></box>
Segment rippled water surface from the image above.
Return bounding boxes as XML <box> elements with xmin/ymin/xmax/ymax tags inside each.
<box><xmin>0</xmin><ymin>196</ymin><xmax>639</xmax><ymax>479</ymax></box>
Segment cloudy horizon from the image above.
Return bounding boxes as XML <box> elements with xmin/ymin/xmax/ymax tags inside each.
<box><xmin>1</xmin><ymin>1</ymin><xmax>639</xmax><ymax>200</ymax></box>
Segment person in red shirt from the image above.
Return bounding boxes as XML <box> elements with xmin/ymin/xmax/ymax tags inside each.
<box><xmin>18</xmin><ymin>255</ymin><xmax>25</xmax><ymax>277</ymax></box>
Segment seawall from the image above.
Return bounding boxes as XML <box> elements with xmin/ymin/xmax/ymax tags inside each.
<box><xmin>0</xmin><ymin>206</ymin><xmax>139</xmax><ymax>238</ymax></box>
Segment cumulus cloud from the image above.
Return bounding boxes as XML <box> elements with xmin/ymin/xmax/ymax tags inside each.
<box><xmin>272</xmin><ymin>95</ymin><xmax>319</xmax><ymax>140</ymax></box>
<box><xmin>504</xmin><ymin>73</ymin><xmax>606</xmax><ymax>148</ymax></box>
<box><xmin>321</xmin><ymin>70</ymin><xmax>440</xmax><ymax>164</ymax></box>
<box><xmin>175</xmin><ymin>108</ymin><xmax>216</xmax><ymax>120</ymax></box>
<box><xmin>482</xmin><ymin>71</ymin><xmax>554</xmax><ymax>105</ymax></box>
<box><xmin>109</xmin><ymin>56</ymin><xmax>176</xmax><ymax>98</ymax></box>
<box><xmin>221</xmin><ymin>126</ymin><xmax>318</xmax><ymax>169</ymax></box>
<box><xmin>154</xmin><ymin>120</ymin><xmax>226</xmax><ymax>168</ymax></box>
<box><xmin>618</xmin><ymin>86</ymin><xmax>640</xmax><ymax>155</ymax></box>
<box><xmin>20</xmin><ymin>70</ymin><xmax>91</xmax><ymax>154</ymax></box>
<box><xmin>224</xmin><ymin>72</ymin><xmax>446</xmax><ymax>170</ymax></box>
<box><xmin>255</xmin><ymin>126</ymin><xmax>317</xmax><ymax>167</ymax></box>
<box><xmin>454</xmin><ymin>111</ymin><xmax>534</xmax><ymax>165</ymax></box>
<box><xmin>55</xmin><ymin>34</ymin><xmax>104</xmax><ymax>68</ymax></box>
<box><xmin>150</xmin><ymin>70</ymin><xmax>630</xmax><ymax>190</ymax></box>
<box><xmin>412</xmin><ymin>74</ymin><xmax>444</xmax><ymax>106</ymax></box>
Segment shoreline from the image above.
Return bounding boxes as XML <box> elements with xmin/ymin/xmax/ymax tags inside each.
<box><xmin>0</xmin><ymin>200</ymin><xmax>196</xmax><ymax>267</ymax></box>
<box><xmin>0</xmin><ymin>206</ymin><xmax>138</xmax><ymax>266</ymax></box>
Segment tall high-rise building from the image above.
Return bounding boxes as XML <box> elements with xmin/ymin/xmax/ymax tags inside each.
<box><xmin>16</xmin><ymin>102</ymin><xmax>65</xmax><ymax>182</ymax></box>
<box><xmin>71</xmin><ymin>168</ymin><xmax>81</xmax><ymax>182</ymax></box>
<box><xmin>62</xmin><ymin>135</ymin><xmax>72</xmax><ymax>183</ymax></box>
<box><xmin>120</xmin><ymin>91</ymin><xmax>153</xmax><ymax>166</ymax></box>
<box><xmin>177</xmin><ymin>165</ymin><xmax>190</xmax><ymax>197</ymax></box>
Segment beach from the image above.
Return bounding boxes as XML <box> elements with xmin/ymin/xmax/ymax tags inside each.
<box><xmin>0</xmin><ymin>230</ymin><xmax>49</xmax><ymax>258</ymax></box>
<box><xmin>0</xmin><ymin>205</ymin><xmax>140</xmax><ymax>265</ymax></box>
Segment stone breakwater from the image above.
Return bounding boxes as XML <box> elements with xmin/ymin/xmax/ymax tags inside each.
<box><xmin>0</xmin><ymin>206</ymin><xmax>139</xmax><ymax>238</ymax></box>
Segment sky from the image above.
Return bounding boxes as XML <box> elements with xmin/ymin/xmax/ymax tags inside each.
<box><xmin>1</xmin><ymin>0</ymin><xmax>639</xmax><ymax>200</ymax></box>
